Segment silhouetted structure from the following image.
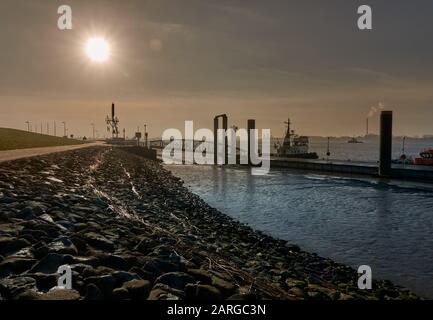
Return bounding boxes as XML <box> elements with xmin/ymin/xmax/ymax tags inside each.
<box><xmin>379</xmin><ymin>111</ymin><xmax>393</xmax><ymax>177</ymax></box>
<box><xmin>247</xmin><ymin>119</ymin><xmax>256</xmax><ymax>165</ymax></box>
<box><xmin>214</xmin><ymin>114</ymin><xmax>228</xmax><ymax>164</ymax></box>
<box><xmin>106</xmin><ymin>103</ymin><xmax>120</xmax><ymax>139</ymax></box>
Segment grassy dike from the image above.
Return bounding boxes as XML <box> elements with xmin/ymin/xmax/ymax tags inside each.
<box><xmin>0</xmin><ymin>147</ymin><xmax>418</xmax><ymax>300</ymax></box>
<box><xmin>0</xmin><ymin>128</ymin><xmax>86</xmax><ymax>151</ymax></box>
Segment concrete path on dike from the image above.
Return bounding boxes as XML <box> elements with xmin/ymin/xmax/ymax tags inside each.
<box><xmin>0</xmin><ymin>142</ymin><xmax>106</xmax><ymax>163</ymax></box>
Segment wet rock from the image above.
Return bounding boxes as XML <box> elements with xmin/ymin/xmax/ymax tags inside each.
<box><xmin>0</xmin><ymin>237</ymin><xmax>31</xmax><ymax>256</ymax></box>
<box><xmin>111</xmin><ymin>271</ymin><xmax>140</xmax><ymax>286</ymax></box>
<box><xmin>0</xmin><ymin>257</ymin><xmax>36</xmax><ymax>275</ymax></box>
<box><xmin>20</xmin><ymin>229</ymin><xmax>49</xmax><ymax>240</ymax></box>
<box><xmin>148</xmin><ymin>284</ymin><xmax>185</xmax><ymax>300</ymax></box>
<box><xmin>15</xmin><ymin>289</ymin><xmax>42</xmax><ymax>300</ymax></box>
<box><xmin>307</xmin><ymin>290</ymin><xmax>331</xmax><ymax>301</ymax></box>
<box><xmin>83</xmin><ymin>232</ymin><xmax>115</xmax><ymax>251</ymax></box>
<box><xmin>82</xmin><ymin>266</ymin><xmax>97</xmax><ymax>278</ymax></box>
<box><xmin>112</xmin><ymin>287</ymin><xmax>130</xmax><ymax>300</ymax></box>
<box><xmin>211</xmin><ymin>276</ymin><xmax>236</xmax><ymax>296</ymax></box>
<box><xmin>148</xmin><ymin>288</ymin><xmax>180</xmax><ymax>300</ymax></box>
<box><xmin>56</xmin><ymin>221</ymin><xmax>75</xmax><ymax>231</ymax></box>
<box><xmin>288</xmin><ymin>287</ymin><xmax>307</xmax><ymax>299</ymax></box>
<box><xmin>185</xmin><ymin>284</ymin><xmax>222</xmax><ymax>300</ymax></box>
<box><xmin>0</xmin><ymin>196</ymin><xmax>16</xmax><ymax>204</ymax></box>
<box><xmin>29</xmin><ymin>253</ymin><xmax>73</xmax><ymax>274</ymax></box>
<box><xmin>307</xmin><ymin>284</ymin><xmax>339</xmax><ymax>300</ymax></box>
<box><xmin>0</xmin><ymin>277</ymin><xmax>37</xmax><ymax>299</ymax></box>
<box><xmin>31</xmin><ymin>242</ymin><xmax>50</xmax><ymax>260</ymax></box>
<box><xmin>95</xmin><ymin>266</ymin><xmax>115</xmax><ymax>275</ymax></box>
<box><xmin>69</xmin><ymin>236</ymin><xmax>89</xmax><ymax>254</ymax></box>
<box><xmin>84</xmin><ymin>283</ymin><xmax>104</xmax><ymax>300</ymax></box>
<box><xmin>95</xmin><ymin>254</ymin><xmax>130</xmax><ymax>270</ymax></box>
<box><xmin>85</xmin><ymin>275</ymin><xmax>117</xmax><ymax>296</ymax></box>
<box><xmin>29</xmin><ymin>273</ymin><xmax>58</xmax><ymax>291</ymax></box>
<box><xmin>156</xmin><ymin>272</ymin><xmax>195</xmax><ymax>290</ymax></box>
<box><xmin>128</xmin><ymin>266</ymin><xmax>154</xmax><ymax>281</ymax></box>
<box><xmin>285</xmin><ymin>278</ymin><xmax>306</xmax><ymax>288</ymax></box>
<box><xmin>16</xmin><ymin>207</ymin><xmax>36</xmax><ymax>220</ymax></box>
<box><xmin>121</xmin><ymin>280</ymin><xmax>151</xmax><ymax>300</ymax></box>
<box><xmin>48</xmin><ymin>236</ymin><xmax>78</xmax><ymax>255</ymax></box>
<box><xmin>142</xmin><ymin>258</ymin><xmax>186</xmax><ymax>276</ymax></box>
<box><xmin>39</xmin><ymin>288</ymin><xmax>81</xmax><ymax>300</ymax></box>
<box><xmin>187</xmin><ymin>269</ymin><xmax>212</xmax><ymax>284</ymax></box>
<box><xmin>134</xmin><ymin>238</ymin><xmax>155</xmax><ymax>254</ymax></box>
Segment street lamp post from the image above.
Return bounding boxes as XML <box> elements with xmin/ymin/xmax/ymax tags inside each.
<box><xmin>62</xmin><ymin>122</ymin><xmax>67</xmax><ymax>138</ymax></box>
<box><xmin>326</xmin><ymin>137</ymin><xmax>331</xmax><ymax>162</ymax></box>
<box><xmin>144</xmin><ymin>124</ymin><xmax>148</xmax><ymax>148</ymax></box>
<box><xmin>91</xmin><ymin>123</ymin><xmax>95</xmax><ymax>140</ymax></box>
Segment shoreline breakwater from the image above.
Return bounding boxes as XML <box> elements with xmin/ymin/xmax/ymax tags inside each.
<box><xmin>0</xmin><ymin>147</ymin><xmax>417</xmax><ymax>300</ymax></box>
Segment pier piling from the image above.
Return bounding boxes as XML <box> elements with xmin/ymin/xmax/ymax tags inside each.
<box><xmin>248</xmin><ymin>119</ymin><xmax>256</xmax><ymax>165</ymax></box>
<box><xmin>379</xmin><ymin>111</ymin><xmax>393</xmax><ymax>177</ymax></box>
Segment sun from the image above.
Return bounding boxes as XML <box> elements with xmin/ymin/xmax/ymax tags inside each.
<box><xmin>85</xmin><ymin>37</ymin><xmax>111</xmax><ymax>63</ymax></box>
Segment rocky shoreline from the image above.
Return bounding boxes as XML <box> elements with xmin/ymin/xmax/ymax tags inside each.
<box><xmin>0</xmin><ymin>146</ymin><xmax>417</xmax><ymax>300</ymax></box>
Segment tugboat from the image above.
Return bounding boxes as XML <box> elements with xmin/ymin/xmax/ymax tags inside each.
<box><xmin>414</xmin><ymin>149</ymin><xmax>433</xmax><ymax>166</ymax></box>
<box><xmin>348</xmin><ymin>136</ymin><xmax>363</xmax><ymax>144</ymax></box>
<box><xmin>274</xmin><ymin>118</ymin><xmax>318</xmax><ymax>159</ymax></box>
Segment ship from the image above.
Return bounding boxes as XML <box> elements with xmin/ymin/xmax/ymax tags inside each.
<box><xmin>414</xmin><ymin>149</ymin><xmax>433</xmax><ymax>166</ymax></box>
<box><xmin>274</xmin><ymin>118</ymin><xmax>318</xmax><ymax>159</ymax></box>
<box><xmin>348</xmin><ymin>136</ymin><xmax>363</xmax><ymax>144</ymax></box>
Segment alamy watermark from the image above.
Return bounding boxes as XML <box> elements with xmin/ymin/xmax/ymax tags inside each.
<box><xmin>161</xmin><ymin>121</ymin><xmax>271</xmax><ymax>176</ymax></box>
<box><xmin>56</xmin><ymin>4</ymin><xmax>373</xmax><ymax>31</ymax></box>
<box><xmin>57</xmin><ymin>265</ymin><xmax>72</xmax><ymax>289</ymax></box>
<box><xmin>357</xmin><ymin>265</ymin><xmax>372</xmax><ymax>290</ymax></box>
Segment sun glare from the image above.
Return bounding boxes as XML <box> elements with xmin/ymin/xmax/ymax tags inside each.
<box><xmin>85</xmin><ymin>37</ymin><xmax>111</xmax><ymax>63</ymax></box>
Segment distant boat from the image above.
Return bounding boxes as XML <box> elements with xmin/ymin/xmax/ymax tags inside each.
<box><xmin>274</xmin><ymin>118</ymin><xmax>319</xmax><ymax>159</ymax></box>
<box><xmin>414</xmin><ymin>149</ymin><xmax>433</xmax><ymax>166</ymax></box>
<box><xmin>348</xmin><ymin>136</ymin><xmax>363</xmax><ymax>144</ymax></box>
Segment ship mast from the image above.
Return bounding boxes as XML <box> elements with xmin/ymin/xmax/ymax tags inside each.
<box><xmin>283</xmin><ymin>118</ymin><xmax>292</xmax><ymax>148</ymax></box>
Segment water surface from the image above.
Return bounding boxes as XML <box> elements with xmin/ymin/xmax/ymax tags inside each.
<box><xmin>168</xmin><ymin>165</ymin><xmax>433</xmax><ymax>298</ymax></box>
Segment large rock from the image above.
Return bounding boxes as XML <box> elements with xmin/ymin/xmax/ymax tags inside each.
<box><xmin>48</xmin><ymin>236</ymin><xmax>78</xmax><ymax>255</ymax></box>
<box><xmin>121</xmin><ymin>279</ymin><xmax>151</xmax><ymax>300</ymax></box>
<box><xmin>148</xmin><ymin>284</ymin><xmax>184</xmax><ymax>301</ymax></box>
<box><xmin>0</xmin><ymin>196</ymin><xmax>16</xmax><ymax>204</ymax></box>
<box><xmin>15</xmin><ymin>289</ymin><xmax>42</xmax><ymax>300</ymax></box>
<box><xmin>142</xmin><ymin>258</ymin><xmax>186</xmax><ymax>276</ymax></box>
<box><xmin>28</xmin><ymin>273</ymin><xmax>58</xmax><ymax>291</ymax></box>
<box><xmin>84</xmin><ymin>283</ymin><xmax>104</xmax><ymax>300</ymax></box>
<box><xmin>39</xmin><ymin>288</ymin><xmax>81</xmax><ymax>300</ymax></box>
<box><xmin>0</xmin><ymin>257</ymin><xmax>36</xmax><ymax>276</ymax></box>
<box><xmin>94</xmin><ymin>254</ymin><xmax>130</xmax><ymax>270</ymax></box>
<box><xmin>0</xmin><ymin>276</ymin><xmax>37</xmax><ymax>299</ymax></box>
<box><xmin>211</xmin><ymin>276</ymin><xmax>236</xmax><ymax>296</ymax></box>
<box><xmin>85</xmin><ymin>275</ymin><xmax>117</xmax><ymax>296</ymax></box>
<box><xmin>111</xmin><ymin>271</ymin><xmax>140</xmax><ymax>286</ymax></box>
<box><xmin>29</xmin><ymin>253</ymin><xmax>74</xmax><ymax>274</ymax></box>
<box><xmin>83</xmin><ymin>233</ymin><xmax>115</xmax><ymax>252</ymax></box>
<box><xmin>156</xmin><ymin>272</ymin><xmax>195</xmax><ymax>290</ymax></box>
<box><xmin>0</xmin><ymin>237</ymin><xmax>31</xmax><ymax>256</ymax></box>
<box><xmin>112</xmin><ymin>287</ymin><xmax>130</xmax><ymax>300</ymax></box>
<box><xmin>187</xmin><ymin>269</ymin><xmax>212</xmax><ymax>284</ymax></box>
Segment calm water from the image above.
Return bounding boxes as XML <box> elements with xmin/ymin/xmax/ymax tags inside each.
<box><xmin>307</xmin><ymin>136</ymin><xmax>433</xmax><ymax>162</ymax></box>
<box><xmin>168</xmin><ymin>165</ymin><xmax>433</xmax><ymax>298</ymax></box>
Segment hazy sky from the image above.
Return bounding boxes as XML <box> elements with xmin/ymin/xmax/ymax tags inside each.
<box><xmin>1</xmin><ymin>0</ymin><xmax>433</xmax><ymax>138</ymax></box>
